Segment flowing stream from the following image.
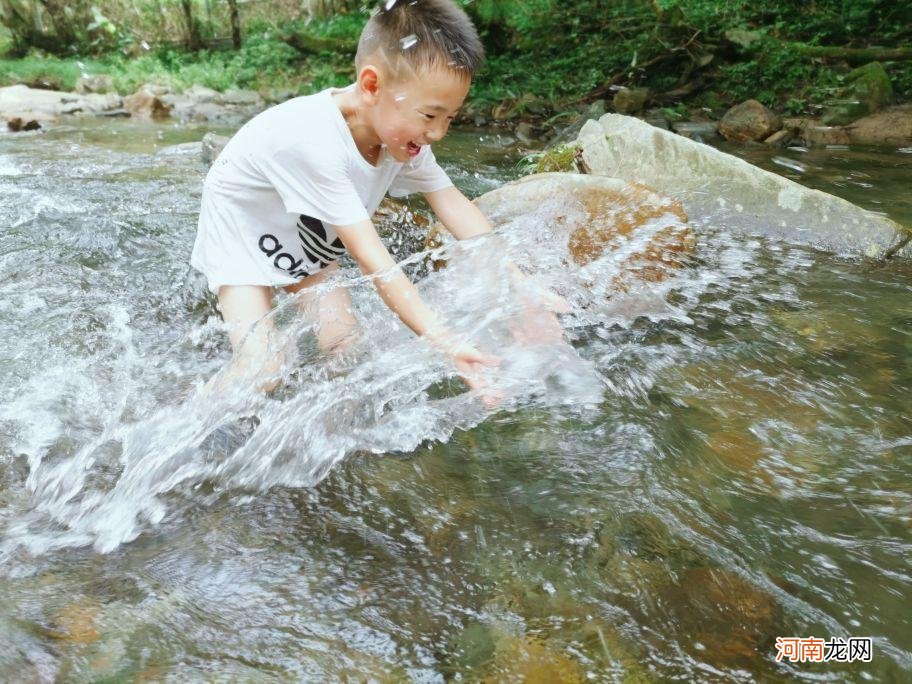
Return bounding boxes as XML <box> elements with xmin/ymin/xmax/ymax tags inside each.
<box><xmin>0</xmin><ymin>118</ymin><xmax>910</xmax><ymax>681</ymax></box>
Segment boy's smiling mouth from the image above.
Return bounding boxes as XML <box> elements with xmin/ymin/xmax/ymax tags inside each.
<box><xmin>407</xmin><ymin>141</ymin><xmax>421</xmax><ymax>156</ymax></box>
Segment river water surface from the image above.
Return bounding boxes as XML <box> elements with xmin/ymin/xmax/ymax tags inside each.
<box><xmin>0</xmin><ymin>118</ymin><xmax>910</xmax><ymax>681</ymax></box>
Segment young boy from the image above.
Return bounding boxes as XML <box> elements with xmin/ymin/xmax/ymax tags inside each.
<box><xmin>191</xmin><ymin>0</ymin><xmax>542</xmax><ymax>395</ymax></box>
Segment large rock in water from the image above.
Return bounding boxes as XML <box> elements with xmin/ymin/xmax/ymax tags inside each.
<box><xmin>124</xmin><ymin>86</ymin><xmax>172</xmax><ymax>120</ymax></box>
<box><xmin>719</xmin><ymin>99</ymin><xmax>782</xmax><ymax>142</ymax></box>
<box><xmin>577</xmin><ymin>113</ymin><xmax>911</xmax><ymax>258</ymax></box>
<box><xmin>823</xmin><ymin>61</ymin><xmax>893</xmax><ymax>126</ymax></box>
<box><xmin>473</xmin><ymin>173</ymin><xmax>694</xmax><ymax>282</ymax></box>
<box><xmin>845</xmin><ymin>105</ymin><xmax>912</xmax><ymax>146</ymax></box>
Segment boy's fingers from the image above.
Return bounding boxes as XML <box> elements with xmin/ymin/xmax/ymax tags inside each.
<box><xmin>457</xmin><ymin>345</ymin><xmax>500</xmax><ymax>367</ymax></box>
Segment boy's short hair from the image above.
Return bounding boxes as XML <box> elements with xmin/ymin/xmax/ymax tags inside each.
<box><xmin>356</xmin><ymin>0</ymin><xmax>484</xmax><ymax>81</ymax></box>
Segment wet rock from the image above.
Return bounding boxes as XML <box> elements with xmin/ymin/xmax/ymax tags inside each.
<box><xmin>577</xmin><ymin>113</ymin><xmax>911</xmax><ymax>257</ymax></box>
<box><xmin>124</xmin><ymin>86</ymin><xmax>173</xmax><ymax>120</ymax></box>
<box><xmin>201</xmin><ymin>132</ymin><xmax>230</xmax><ymax>166</ymax></box>
<box><xmin>612</xmin><ymin>87</ymin><xmax>650</xmax><ymax>114</ymax></box>
<box><xmin>672</xmin><ymin>121</ymin><xmax>719</xmax><ymax>141</ymax></box>
<box><xmin>719</xmin><ymin>99</ymin><xmax>782</xmax><ymax>142</ymax></box>
<box><xmin>781</xmin><ymin>107</ymin><xmax>912</xmax><ymax>147</ymax></box>
<box><xmin>823</xmin><ymin>61</ymin><xmax>892</xmax><ymax>126</ymax></box>
<box><xmin>845</xmin><ymin>105</ymin><xmax>912</xmax><ymax>146</ymax></box>
<box><xmin>801</xmin><ymin>123</ymin><xmax>851</xmax><ymax>146</ymax></box>
<box><xmin>75</xmin><ymin>75</ymin><xmax>113</xmax><ymax>94</ymax></box>
<box><xmin>473</xmin><ymin>173</ymin><xmax>694</xmax><ymax>283</ymax></box>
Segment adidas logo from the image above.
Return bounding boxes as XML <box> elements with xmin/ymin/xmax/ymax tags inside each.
<box><xmin>258</xmin><ymin>215</ymin><xmax>346</xmax><ymax>279</ymax></box>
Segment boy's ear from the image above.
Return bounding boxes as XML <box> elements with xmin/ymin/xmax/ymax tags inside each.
<box><xmin>356</xmin><ymin>65</ymin><xmax>382</xmax><ymax>105</ymax></box>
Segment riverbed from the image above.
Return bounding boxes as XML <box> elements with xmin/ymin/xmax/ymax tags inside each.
<box><xmin>0</xmin><ymin>118</ymin><xmax>910</xmax><ymax>681</ymax></box>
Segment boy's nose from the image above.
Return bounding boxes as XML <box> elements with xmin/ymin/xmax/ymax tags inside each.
<box><xmin>425</xmin><ymin>121</ymin><xmax>449</xmax><ymax>143</ymax></box>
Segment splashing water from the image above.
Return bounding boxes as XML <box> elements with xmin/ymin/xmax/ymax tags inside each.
<box><xmin>4</xmin><ymin>214</ymin><xmax>629</xmax><ymax>555</ymax></box>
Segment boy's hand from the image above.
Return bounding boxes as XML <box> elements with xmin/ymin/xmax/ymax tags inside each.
<box><xmin>427</xmin><ymin>327</ymin><xmax>502</xmax><ymax>406</ymax></box>
<box><xmin>450</xmin><ymin>341</ymin><xmax>499</xmax><ymax>387</ymax></box>
<box><xmin>509</xmin><ymin>286</ymin><xmax>570</xmax><ymax>347</ymax></box>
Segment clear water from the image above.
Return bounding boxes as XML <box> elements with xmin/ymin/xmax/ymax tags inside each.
<box><xmin>0</xmin><ymin>119</ymin><xmax>910</xmax><ymax>681</ymax></box>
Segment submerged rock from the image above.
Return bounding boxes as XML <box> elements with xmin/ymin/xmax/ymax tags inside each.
<box><xmin>482</xmin><ymin>633</ymin><xmax>586</xmax><ymax>683</ymax></box>
<box><xmin>658</xmin><ymin>567</ymin><xmax>779</xmax><ymax>669</ymax></box>
<box><xmin>577</xmin><ymin>113</ymin><xmax>911</xmax><ymax>257</ymax></box>
<box><xmin>473</xmin><ymin>172</ymin><xmax>694</xmax><ymax>283</ymax></box>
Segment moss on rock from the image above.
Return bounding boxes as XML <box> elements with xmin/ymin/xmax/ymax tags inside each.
<box><xmin>534</xmin><ymin>144</ymin><xmax>582</xmax><ymax>174</ymax></box>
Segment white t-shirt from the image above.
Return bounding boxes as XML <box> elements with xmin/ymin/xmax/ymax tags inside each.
<box><xmin>190</xmin><ymin>85</ymin><xmax>453</xmax><ymax>293</ymax></box>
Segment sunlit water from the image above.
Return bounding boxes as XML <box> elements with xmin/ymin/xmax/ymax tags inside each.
<box><xmin>0</xmin><ymin>118</ymin><xmax>910</xmax><ymax>681</ymax></box>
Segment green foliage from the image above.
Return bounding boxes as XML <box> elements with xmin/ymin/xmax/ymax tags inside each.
<box><xmin>0</xmin><ymin>0</ymin><xmax>909</xmax><ymax>113</ymax></box>
<box><xmin>0</xmin><ymin>55</ymin><xmax>89</xmax><ymax>90</ymax></box>
<box><xmin>0</xmin><ymin>24</ymin><xmax>12</xmax><ymax>56</ymax></box>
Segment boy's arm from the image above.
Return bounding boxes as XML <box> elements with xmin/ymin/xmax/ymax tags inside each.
<box><xmin>424</xmin><ymin>184</ymin><xmax>525</xmax><ymax>280</ymax></box>
<box><xmin>332</xmin><ymin>220</ymin><xmax>498</xmax><ymax>388</ymax></box>
<box><xmin>424</xmin><ymin>185</ymin><xmax>493</xmax><ymax>240</ymax></box>
<box><xmin>333</xmin><ymin>219</ymin><xmax>440</xmax><ymax>336</ymax></box>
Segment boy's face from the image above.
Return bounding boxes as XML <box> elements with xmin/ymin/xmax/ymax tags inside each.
<box><xmin>367</xmin><ymin>64</ymin><xmax>470</xmax><ymax>163</ymax></box>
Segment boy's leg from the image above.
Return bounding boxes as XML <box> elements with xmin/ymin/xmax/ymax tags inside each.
<box><xmin>283</xmin><ymin>263</ymin><xmax>360</xmax><ymax>354</ymax></box>
<box><xmin>214</xmin><ymin>284</ymin><xmax>285</xmax><ymax>393</ymax></box>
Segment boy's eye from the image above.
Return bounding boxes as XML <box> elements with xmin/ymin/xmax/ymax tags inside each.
<box><xmin>421</xmin><ymin>112</ymin><xmax>435</xmax><ymax>119</ymax></box>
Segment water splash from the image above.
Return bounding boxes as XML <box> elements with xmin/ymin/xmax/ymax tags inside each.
<box><xmin>399</xmin><ymin>34</ymin><xmax>419</xmax><ymax>51</ymax></box>
<box><xmin>3</xmin><ymin>220</ymin><xmax>654</xmax><ymax>554</ymax></box>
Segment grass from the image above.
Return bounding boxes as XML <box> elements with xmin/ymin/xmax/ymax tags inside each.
<box><xmin>0</xmin><ymin>37</ymin><xmax>353</xmax><ymax>97</ymax></box>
